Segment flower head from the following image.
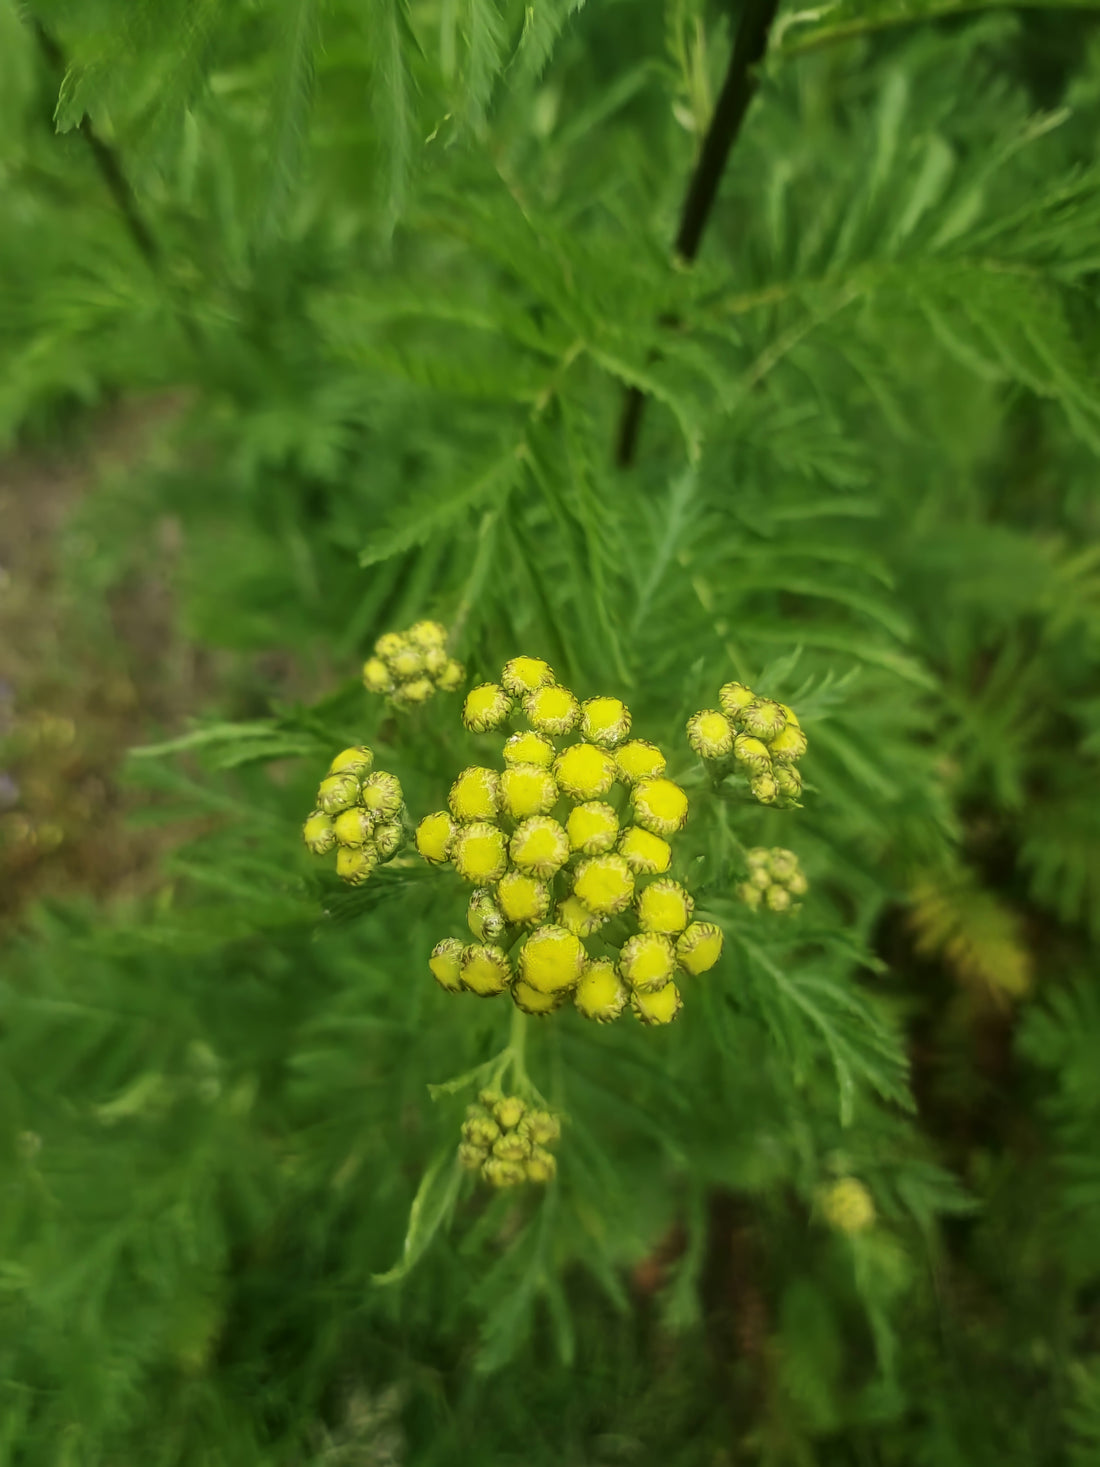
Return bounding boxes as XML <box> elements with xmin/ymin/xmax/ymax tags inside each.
<box><xmin>303</xmin><ymin>810</ymin><xmax>336</xmax><ymax>855</ymax></box>
<box><xmin>415</xmin><ymin>810</ymin><xmax>455</xmax><ymax>864</ymax></box>
<box><xmin>519</xmin><ymin>924</ymin><xmax>586</xmax><ymax>994</ymax></box>
<box><xmin>574</xmin><ymin>959</ymin><xmax>628</xmax><ymax>1023</ymax></box>
<box><xmin>502</xmin><ymin>656</ymin><xmax>555</xmax><ymax>696</ymax></box>
<box><xmin>499</xmin><ymin>763</ymin><xmax>559</xmax><ymax>820</ymax></box>
<box><xmin>566</xmin><ymin>801</ymin><xmax>620</xmax><ymax>855</ymax></box>
<box><xmin>336</xmin><ymin>846</ymin><xmax>376</xmax><ymax>886</ymax></box>
<box><xmin>573</xmin><ymin>853</ymin><xmax>635</xmax><ymax>916</ymax></box>
<box><xmin>361</xmin><ymin>658</ymin><xmax>394</xmax><ymax>695</ymax></box>
<box><xmin>328</xmin><ymin>746</ymin><xmax>374</xmax><ymax>778</ymax></box>
<box><xmin>317</xmin><ymin>773</ymin><xmax>360</xmax><ymax>816</ymax></box>
<box><xmin>462</xmin><ymin>683</ymin><xmax>512</xmax><ymax>733</ymax></box>
<box><xmin>686</xmin><ymin>710</ymin><xmax>735</xmax><ymax>760</ymax></box>
<box><xmin>557</xmin><ymin>895</ymin><xmax>609</xmax><ymax>937</ymax></box>
<box><xmin>333</xmin><ymin>807</ymin><xmax>373</xmax><ymax>848</ymax></box>
<box><xmin>525</xmin><ymin>1148</ymin><xmax>557</xmax><ymax>1183</ymax></box>
<box><xmin>468</xmin><ymin>887</ymin><xmax>508</xmax><ymax>942</ymax></box>
<box><xmin>636</xmin><ymin>879</ymin><xmax>694</xmax><ymax>936</ymax></box>
<box><xmin>512</xmin><ymin>980</ymin><xmax>565</xmax><ymax>1016</ymax></box>
<box><xmin>619</xmin><ymin>932</ymin><xmax>677</xmax><ymax>993</ymax></box>
<box><xmin>632</xmin><ymin>778</ymin><xmax>689</xmax><ymax>836</ymax></box>
<box><xmin>675</xmin><ymin>922</ymin><xmax>724</xmax><ymax>975</ymax></box>
<box><xmin>503</xmin><ymin>730</ymin><xmax>555</xmax><ymax>768</ymax></box>
<box><xmin>580</xmin><ymin>696</ymin><xmax>631</xmax><ymax>748</ymax></box>
<box><xmin>461</xmin><ymin>944</ymin><xmax>512</xmax><ymax>997</ymax></box>
<box><xmin>359</xmin><ymin>772</ymin><xmax>404</xmax><ymax>820</ymax></box>
<box><xmin>615</xmin><ymin>740</ymin><xmax>666</xmax><ymax>784</ymax></box>
<box><xmin>510</xmin><ymin>817</ymin><xmax>570</xmax><ymax>878</ymax></box>
<box><xmin>718</xmin><ymin>682</ymin><xmax>755</xmax><ymax>718</ymax></box>
<box><xmin>553</xmin><ymin>742</ymin><xmax>617</xmax><ymax>801</ymax></box>
<box><xmin>821</xmin><ymin>1177</ymin><xmax>876</xmax><ymax>1234</ymax></box>
<box><xmin>741</xmin><ymin>698</ymin><xmax>787</xmax><ymax>743</ymax></box>
<box><xmin>452</xmin><ymin>822</ymin><xmax>509</xmax><ymax>883</ymax></box>
<box><xmin>618</xmin><ymin>825</ymin><xmax>672</xmax><ymax>874</ymax></box>
<box><xmin>449</xmin><ymin>767</ymin><xmax>499</xmax><ymax>822</ymax></box>
<box><xmin>497</xmin><ymin>870</ymin><xmax>551</xmax><ymax>926</ymax></box>
<box><xmin>631</xmin><ymin>982</ymin><xmax>683</xmax><ymax>1026</ymax></box>
<box><xmin>525</xmin><ymin>684</ymin><xmax>580</xmax><ymax>735</ymax></box>
<box><xmin>429</xmin><ymin>938</ymin><xmax>464</xmax><ymax>992</ymax></box>
<box><xmin>408</xmin><ymin>620</ymin><xmax>448</xmax><ymax>649</ymax></box>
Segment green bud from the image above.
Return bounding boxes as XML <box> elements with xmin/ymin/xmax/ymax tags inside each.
<box><xmin>788</xmin><ymin>870</ymin><xmax>809</xmax><ymax>897</ymax></box>
<box><xmin>737</xmin><ymin>881</ymin><xmax>763</xmax><ymax>910</ymax></box>
<box><xmin>482</xmin><ymin>1157</ymin><xmax>527</xmax><ymax>1189</ymax></box>
<box><xmin>765</xmin><ymin>885</ymin><xmax>793</xmax><ymax>913</ymax></box>
<box><xmin>525</xmin><ymin>1148</ymin><xmax>557</xmax><ymax>1184</ymax></box>
<box><xmin>468</xmin><ymin>888</ymin><xmax>508</xmax><ymax>943</ymax></box>
<box><xmin>492</xmin><ymin>1132</ymin><xmax>531</xmax><ymax>1164</ymax></box>
<box><xmin>302</xmin><ymin>810</ymin><xmax>336</xmax><ymax>855</ymax></box>
<box><xmin>770</xmin><ymin>724</ymin><xmax>808</xmax><ymax>763</ymax></box>
<box><xmin>774</xmin><ymin>765</ymin><xmax>803</xmax><ymax>803</ymax></box>
<box><xmin>768</xmin><ymin>848</ymin><xmax>799</xmax><ymax>882</ymax></box>
<box><xmin>718</xmin><ymin>682</ymin><xmax>756</xmax><ymax>720</ymax></box>
<box><xmin>317</xmin><ymin>772</ymin><xmax>361</xmax><ymax>815</ymax></box>
<box><xmin>462</xmin><ymin>1114</ymin><xmax>501</xmax><ymax>1148</ymax></box>
<box><xmin>359</xmin><ymin>772</ymin><xmax>403</xmax><ymax>820</ymax></box>
<box><xmin>372</xmin><ymin>818</ymin><xmax>404</xmax><ymax>859</ymax></box>
<box><xmin>477</xmin><ymin>1089</ymin><xmax>502</xmax><ymax>1111</ymax></box>
<box><xmin>733</xmin><ymin>735</ymin><xmax>772</xmax><ymax>776</ymax></box>
<box><xmin>750</xmin><ymin>865</ymin><xmax>771</xmax><ymax>890</ymax></box>
<box><xmin>494</xmin><ymin>1095</ymin><xmax>526</xmax><ymax>1130</ymax></box>
<box><xmin>333</xmin><ymin>807</ymin><xmax>374</xmax><ymax>847</ymax></box>
<box><xmin>741</xmin><ymin>698</ymin><xmax>787</xmax><ymax>742</ymax></box>
<box><xmin>750</xmin><ymin>772</ymin><xmax>778</xmax><ymax>805</ymax></box>
<box><xmin>519</xmin><ymin>1110</ymin><xmax>560</xmax><ymax>1147</ymax></box>
<box><xmin>458</xmin><ymin>1142</ymin><xmax>487</xmax><ymax>1171</ymax></box>
<box><xmin>328</xmin><ymin>746</ymin><xmax>374</xmax><ymax>778</ymax></box>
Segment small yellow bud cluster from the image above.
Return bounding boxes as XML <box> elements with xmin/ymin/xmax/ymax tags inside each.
<box><xmin>687</xmin><ymin>681</ymin><xmax>808</xmax><ymax>807</ymax></box>
<box><xmin>361</xmin><ymin>621</ymin><xmax>464</xmax><ymax>707</ymax></box>
<box><xmin>820</xmin><ymin>1177</ymin><xmax>876</xmax><ymax>1234</ymax></box>
<box><xmin>419</xmin><ymin>657</ymin><xmax>722</xmax><ymax>1025</ymax></box>
<box><xmin>458</xmin><ymin>1091</ymin><xmax>561</xmax><ymax>1187</ymax></box>
<box><xmin>737</xmin><ymin>847</ymin><xmax>808</xmax><ymax>913</ymax></box>
<box><xmin>302</xmin><ymin>746</ymin><xmax>405</xmax><ymax>885</ymax></box>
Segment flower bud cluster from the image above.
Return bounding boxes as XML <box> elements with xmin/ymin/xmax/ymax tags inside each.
<box><xmin>419</xmin><ymin>657</ymin><xmax>723</xmax><ymax>1026</ymax></box>
<box><xmin>361</xmin><ymin>621</ymin><xmax>464</xmax><ymax>707</ymax></box>
<box><xmin>302</xmin><ymin>745</ymin><xmax>406</xmax><ymax>885</ymax></box>
<box><xmin>737</xmin><ymin>846</ymin><xmax>808</xmax><ymax>914</ymax></box>
<box><xmin>820</xmin><ymin>1177</ymin><xmax>876</xmax><ymax>1234</ymax></box>
<box><xmin>458</xmin><ymin>1091</ymin><xmax>561</xmax><ymax>1187</ymax></box>
<box><xmin>687</xmin><ymin>681</ymin><xmax>807</xmax><ymax>807</ymax></box>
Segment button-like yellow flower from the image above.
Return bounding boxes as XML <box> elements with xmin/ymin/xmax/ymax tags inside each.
<box><xmin>719</xmin><ymin>681</ymin><xmax>755</xmax><ymax>718</ymax></box>
<box><xmin>510</xmin><ymin>817</ymin><xmax>570</xmax><ymax>878</ymax></box>
<box><xmin>497</xmin><ymin>870</ymin><xmax>551</xmax><ymax>926</ymax></box>
<box><xmin>437</xmin><ymin>658</ymin><xmax>465</xmax><ymax>692</ymax></box>
<box><xmin>573</xmin><ymin>853</ymin><xmax>635</xmax><ymax>916</ymax></box>
<box><xmin>619</xmin><ymin>932</ymin><xmax>677</xmax><ymax>992</ymax></box>
<box><xmin>328</xmin><ymin>745</ymin><xmax>374</xmax><ymax>777</ymax></box>
<box><xmin>461</xmin><ymin>944</ymin><xmax>512</xmax><ymax>996</ymax></box>
<box><xmin>631</xmin><ymin>982</ymin><xmax>683</xmax><ymax>1026</ymax></box>
<box><xmin>686</xmin><ymin>709</ymin><xmax>735</xmax><ymax>759</ymax></box>
<box><xmin>361</xmin><ymin>657</ymin><xmax>394</xmax><ymax>694</ymax></box>
<box><xmin>553</xmin><ymin>742</ymin><xmax>617</xmax><ymax>801</ymax></box>
<box><xmin>468</xmin><ymin>887</ymin><xmax>508</xmax><ymax>942</ymax></box>
<box><xmin>774</xmin><ymin>765</ymin><xmax>803</xmax><ymax>803</ymax></box>
<box><xmin>525</xmin><ymin>1148</ymin><xmax>557</xmax><ymax>1183</ymax></box>
<box><xmin>317</xmin><ymin>772</ymin><xmax>360</xmax><ymax>815</ymax></box>
<box><xmin>462</xmin><ymin>683</ymin><xmax>512</xmax><ymax>732</ymax></box>
<box><xmin>452</xmin><ymin>822</ymin><xmax>509</xmax><ymax>883</ymax></box>
<box><xmin>675</xmin><ymin>922</ymin><xmax>724</xmax><ymax>975</ymax></box>
<box><xmin>449</xmin><ymin>766</ymin><xmax>499</xmax><ymax>822</ymax></box>
<box><xmin>389</xmin><ymin>645</ymin><xmax>426</xmax><ymax>680</ymax></box>
<box><xmin>636</xmin><ymin>879</ymin><xmax>694</xmax><ymax>936</ymax></box>
<box><xmin>415</xmin><ymin>810</ymin><xmax>455</xmax><ymax>864</ymax></box>
<box><xmin>373</xmin><ymin>819</ymin><xmax>404</xmax><ymax>859</ymax></box>
<box><xmin>408</xmin><ymin>619</ymin><xmax>448</xmax><ymax>648</ymax></box>
<box><xmin>395</xmin><ymin>676</ymin><xmax>435</xmax><ymax>705</ymax></box>
<box><xmin>302</xmin><ymin>810</ymin><xmax>336</xmax><ymax>855</ymax></box>
<box><xmin>524</xmin><ymin>684</ymin><xmax>580</xmax><ymax>735</ymax></box>
<box><xmin>512</xmin><ymin>980</ymin><xmax>565</xmax><ymax>1016</ymax></box>
<box><xmin>574</xmin><ymin>959</ymin><xmax>628</xmax><ymax>1022</ymax></box>
<box><xmin>359</xmin><ymin>772</ymin><xmax>404</xmax><ymax>819</ymax></box>
<box><xmin>499</xmin><ymin>763</ymin><xmax>559</xmax><ymax>819</ymax></box>
<box><xmin>615</xmin><ymin>739</ymin><xmax>667</xmax><ymax>784</ymax></box>
<box><xmin>821</xmin><ymin>1177</ymin><xmax>876</xmax><ymax>1234</ymax></box>
<box><xmin>751</xmin><ymin>772</ymin><xmax>778</xmax><ymax>805</ymax></box>
<box><xmin>429</xmin><ymin>938</ymin><xmax>464</xmax><ymax>992</ymax></box>
<box><xmin>557</xmin><ymin>895</ymin><xmax>609</xmax><ymax>937</ymax></box>
<box><xmin>733</xmin><ymin>734</ymin><xmax>772</xmax><ymax>775</ymax></box>
<box><xmin>519</xmin><ymin>924</ymin><xmax>586</xmax><ymax>994</ymax></box>
<box><xmin>618</xmin><ymin>825</ymin><xmax>673</xmax><ymax>875</ymax></box>
<box><xmin>374</xmin><ymin>631</ymin><xmax>407</xmax><ymax>662</ymax></box>
<box><xmin>566</xmin><ymin>801</ymin><xmax>619</xmax><ymax>855</ymax></box>
<box><xmin>503</xmin><ymin>730</ymin><xmax>555</xmax><ymax>768</ymax></box>
<box><xmin>336</xmin><ymin>846</ymin><xmax>377</xmax><ymax>886</ymax></box>
<box><xmin>741</xmin><ymin>698</ymin><xmax>787</xmax><ymax>743</ymax></box>
<box><xmin>502</xmin><ymin>656</ymin><xmax>555</xmax><ymax>696</ymax></box>
<box><xmin>632</xmin><ymin>777</ymin><xmax>689</xmax><ymax>836</ymax></box>
<box><xmin>580</xmin><ymin>696</ymin><xmax>631</xmax><ymax>748</ymax></box>
<box><xmin>770</xmin><ymin>724</ymin><xmax>809</xmax><ymax>762</ymax></box>
<box><xmin>333</xmin><ymin>807</ymin><xmax>373</xmax><ymax>847</ymax></box>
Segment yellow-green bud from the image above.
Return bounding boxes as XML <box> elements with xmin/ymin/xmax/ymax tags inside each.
<box><xmin>460</xmin><ymin>944</ymin><xmax>512</xmax><ymax>997</ymax></box>
<box><xmin>509</xmin><ymin>817</ymin><xmax>570</xmax><ymax>879</ymax></box>
<box><xmin>750</xmin><ymin>865</ymin><xmax>772</xmax><ymax>890</ymax></box>
<box><xmin>317</xmin><ymin>772</ymin><xmax>360</xmax><ymax>815</ymax></box>
<box><xmin>718</xmin><ymin>681</ymin><xmax>756</xmax><ymax>719</ymax></box>
<box><xmin>408</xmin><ymin>619</ymin><xmax>448</xmax><ymax>649</ymax></box>
<box><xmin>631</xmin><ymin>982</ymin><xmax>683</xmax><ymax>1026</ymax></box>
<box><xmin>573</xmin><ymin>854</ymin><xmax>635</xmax><ymax>917</ymax></box>
<box><xmin>636</xmin><ymin>879</ymin><xmax>694</xmax><ymax>936</ymax></box>
<box><xmin>618</xmin><ymin>825</ymin><xmax>673</xmax><ymax>875</ymax></box>
<box><xmin>437</xmin><ymin>658</ymin><xmax>465</xmax><ymax>692</ymax></box>
<box><xmin>302</xmin><ymin>810</ymin><xmax>336</xmax><ymax>855</ymax></box>
<box><xmin>493</xmin><ymin>1131</ymin><xmax>531</xmax><ymax>1163</ymax></box>
<box><xmin>821</xmin><ymin>1177</ymin><xmax>875</xmax><ymax>1234</ymax></box>
<box><xmin>519</xmin><ymin>924</ymin><xmax>586</xmax><ymax>994</ymax></box>
<box><xmin>374</xmin><ymin>631</ymin><xmax>407</xmax><ymax>661</ymax></box>
<box><xmin>557</xmin><ymin>895</ymin><xmax>609</xmax><ymax>937</ymax></box>
<box><xmin>423</xmin><ymin>645</ymin><xmax>449</xmax><ymax>677</ymax></box>
<box><xmin>519</xmin><ymin>1110</ymin><xmax>560</xmax><ymax>1147</ymax></box>
<box><xmin>449</xmin><ymin>767</ymin><xmax>499</xmax><ymax>822</ymax></box>
<box><xmin>429</xmin><ymin>938</ymin><xmax>464</xmax><ymax>992</ymax></box>
<box><xmin>477</xmin><ymin>1089</ymin><xmax>502</xmax><ymax>1110</ymax></box>
<box><xmin>462</xmin><ymin>1112</ymin><xmax>501</xmax><ymax>1148</ymax></box>
<box><xmin>525</xmin><ymin>1148</ymin><xmax>557</xmax><ymax>1183</ymax></box>
<box><xmin>566</xmin><ymin>801</ymin><xmax>619</xmax><ymax>855</ymax></box>
<box><xmin>497</xmin><ymin>870</ymin><xmax>551</xmax><ymax>927</ymax></box>
<box><xmin>573</xmin><ymin>959</ymin><xmax>627</xmax><ymax>1022</ymax></box>
<box><xmin>458</xmin><ymin>1143</ymin><xmax>486</xmax><ymax>1171</ymax></box>
<box><xmin>328</xmin><ymin>746</ymin><xmax>374</xmax><ymax>777</ymax></box>
<box><xmin>511</xmin><ymin>979</ymin><xmax>565</xmax><ymax>1015</ymax></box>
<box><xmin>502</xmin><ymin>656</ymin><xmax>554</xmax><ymax>696</ymax></box>
<box><xmin>580</xmin><ymin>696</ymin><xmax>631</xmax><ymax>748</ymax></box>
<box><xmin>615</xmin><ymin>739</ymin><xmax>667</xmax><ymax>784</ymax></box>
<box><xmin>468</xmin><ymin>888</ymin><xmax>508</xmax><ymax>942</ymax></box>
<box><xmin>632</xmin><ymin>778</ymin><xmax>689</xmax><ymax>837</ymax></box>
<box><xmin>372</xmin><ymin>816</ymin><xmax>406</xmax><ymax>859</ymax></box>
<box><xmin>389</xmin><ymin>645</ymin><xmax>426</xmax><ymax>679</ymax></box>
<box><xmin>770</xmin><ymin>724</ymin><xmax>808</xmax><ymax>762</ymax></box>
<box><xmin>788</xmin><ymin>870</ymin><xmax>809</xmax><ymax>897</ymax></box>
<box><xmin>483</xmin><ymin>1157</ymin><xmax>527</xmax><ymax>1188</ymax></box>
<box><xmin>619</xmin><ymin>932</ymin><xmax>676</xmax><ymax>993</ymax></box>
<box><xmin>524</xmin><ymin>684</ymin><xmax>580</xmax><ymax>735</ymax></box>
<box><xmin>362</xmin><ymin>657</ymin><xmax>394</xmax><ymax>694</ymax></box>
<box><xmin>553</xmin><ymin>742</ymin><xmax>617</xmax><ymax>801</ymax></box>
<box><xmin>452</xmin><ymin>823</ymin><xmax>509</xmax><ymax>883</ymax></box>
<box><xmin>395</xmin><ymin>676</ymin><xmax>435</xmax><ymax>705</ymax></box>
<box><xmin>737</xmin><ymin>881</ymin><xmax>763</xmax><ymax>910</ymax></box>
<box><xmin>462</xmin><ymin>683</ymin><xmax>511</xmax><ymax>733</ymax></box>
<box><xmin>766</xmin><ymin>885</ymin><xmax>793</xmax><ymax>913</ymax></box>
<box><xmin>769</xmin><ymin>849</ymin><xmax>799</xmax><ymax>881</ymax></box>
<box><xmin>333</xmin><ymin>807</ymin><xmax>373</xmax><ymax>847</ymax></box>
<box><xmin>733</xmin><ymin>735</ymin><xmax>772</xmax><ymax>775</ymax></box>
<box><xmin>774</xmin><ymin>765</ymin><xmax>803</xmax><ymax>802</ymax></box>
<box><xmin>686</xmin><ymin>710</ymin><xmax>735</xmax><ymax>759</ymax></box>
<box><xmin>416</xmin><ymin>810</ymin><xmax>455</xmax><ymax>864</ymax></box>
<box><xmin>499</xmin><ymin>763</ymin><xmax>559</xmax><ymax>820</ymax></box>
<box><xmin>741</xmin><ymin>698</ymin><xmax>786</xmax><ymax>742</ymax></box>
<box><xmin>336</xmin><ymin>846</ymin><xmax>376</xmax><ymax>886</ymax></box>
<box><xmin>494</xmin><ymin>1095</ymin><xmax>526</xmax><ymax>1130</ymax></box>
<box><xmin>503</xmin><ymin>730</ymin><xmax>555</xmax><ymax>768</ymax></box>
<box><xmin>360</xmin><ymin>772</ymin><xmax>403</xmax><ymax>820</ymax></box>
<box><xmin>751</xmin><ymin>772</ymin><xmax>778</xmax><ymax>805</ymax></box>
<box><xmin>746</xmin><ymin>846</ymin><xmax>770</xmax><ymax>870</ymax></box>
<box><xmin>675</xmin><ymin>922</ymin><xmax>724</xmax><ymax>975</ymax></box>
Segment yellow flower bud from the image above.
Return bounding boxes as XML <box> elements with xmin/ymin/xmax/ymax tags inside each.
<box><xmin>774</xmin><ymin>765</ymin><xmax>803</xmax><ymax>803</ymax></box>
<box><xmin>632</xmin><ymin>778</ymin><xmax>689</xmax><ymax>836</ymax></box>
<box><xmin>461</xmin><ymin>944</ymin><xmax>512</xmax><ymax>996</ymax></box>
<box><xmin>619</xmin><ymin>932</ymin><xmax>676</xmax><ymax>993</ymax></box>
<box><xmin>618</xmin><ymin>825</ymin><xmax>673</xmax><ymax>875</ymax></box>
<box><xmin>458</xmin><ymin>1142</ymin><xmax>487</xmax><ymax>1171</ymax></box>
<box><xmin>769</xmin><ymin>849</ymin><xmax>799</xmax><ymax>881</ymax></box>
<box><xmin>580</xmin><ymin>696</ymin><xmax>631</xmax><ymax>748</ymax></box>
<box><xmin>737</xmin><ymin>881</ymin><xmax>763</xmax><ymax>910</ymax></box>
<box><xmin>317</xmin><ymin>772</ymin><xmax>360</xmax><ymax>815</ymax></box>
<box><xmin>772</xmin><ymin>723</ymin><xmax>806</xmax><ymax>765</ymax></box>
<box><xmin>462</xmin><ymin>1110</ymin><xmax>500</xmax><ymax>1148</ymax></box>
<box><xmin>483</xmin><ymin>1157</ymin><xmax>527</xmax><ymax>1188</ymax></box>
<box><xmin>675</xmin><ymin>922</ymin><xmax>724</xmax><ymax>975</ymax></box>
<box><xmin>718</xmin><ymin>681</ymin><xmax>756</xmax><ymax>719</ymax></box>
<box><xmin>502</xmin><ymin>656</ymin><xmax>555</xmax><ymax>696</ymax></box>
<box><xmin>503</xmin><ymin>730</ymin><xmax>555</xmax><ymax>768</ymax></box>
<box><xmin>526</xmin><ymin>1147</ymin><xmax>557</xmax><ymax>1183</ymax></box>
<box><xmin>779</xmin><ymin>703</ymin><xmax>801</xmax><ymax>729</ymax></box>
<box><xmin>389</xmin><ymin>645</ymin><xmax>426</xmax><ymax>679</ymax></box>
<box><xmin>686</xmin><ymin>709</ymin><xmax>735</xmax><ymax>759</ymax></box>
<box><xmin>553</xmin><ymin>742</ymin><xmax>617</xmax><ymax>801</ymax></box>
<box><xmin>497</xmin><ymin>870</ymin><xmax>551</xmax><ymax>926</ymax></box>
<box><xmin>574</xmin><ymin>959</ymin><xmax>628</xmax><ymax>1022</ymax></box>
<box><xmin>494</xmin><ymin>1095</ymin><xmax>526</xmax><ymax>1129</ymax></box>
<box><xmin>362</xmin><ymin>657</ymin><xmax>394</xmax><ymax>694</ymax></box>
<box><xmin>519</xmin><ymin>924</ymin><xmax>586</xmax><ymax>994</ymax></box>
<box><xmin>821</xmin><ymin>1177</ymin><xmax>875</xmax><ymax>1234</ymax></box>
<box><xmin>333</xmin><ymin>808</ymin><xmax>373</xmax><ymax>847</ymax></box>
<box><xmin>636</xmin><ymin>879</ymin><xmax>694</xmax><ymax>936</ymax></box>
<box><xmin>788</xmin><ymin>870</ymin><xmax>808</xmax><ymax>897</ymax></box>
<box><xmin>449</xmin><ymin>766</ymin><xmax>499</xmax><ymax>822</ymax></box>
<box><xmin>394</xmin><ymin>676</ymin><xmax>435</xmax><ymax>705</ymax></box>
<box><xmin>468</xmin><ymin>887</ymin><xmax>508</xmax><ymax>942</ymax></box>
<box><xmin>423</xmin><ymin>644</ymin><xmax>449</xmax><ymax>677</ymax></box>
<box><xmin>336</xmin><ymin>845</ymin><xmax>376</xmax><ymax>886</ymax></box>
<box><xmin>499</xmin><ymin>763</ymin><xmax>559</xmax><ymax>820</ymax></box>
<box><xmin>415</xmin><ymin>810</ymin><xmax>455</xmax><ymax>864</ymax></box>
<box><xmin>302</xmin><ymin>810</ymin><xmax>336</xmax><ymax>855</ymax></box>
<box><xmin>615</xmin><ymin>739</ymin><xmax>667</xmax><ymax>784</ymax></box>
<box><xmin>462</xmin><ymin>683</ymin><xmax>512</xmax><ymax>733</ymax></box>
<box><xmin>374</xmin><ymin>631</ymin><xmax>407</xmax><ymax>661</ymax></box>
<box><xmin>360</xmin><ymin>772</ymin><xmax>404</xmax><ymax>820</ymax></box>
<box><xmin>573</xmin><ymin>854</ymin><xmax>635</xmax><ymax>917</ymax></box>
<box><xmin>751</xmin><ymin>772</ymin><xmax>778</xmax><ymax>805</ymax></box>
<box><xmin>733</xmin><ymin>735</ymin><xmax>772</xmax><ymax>775</ymax></box>
<box><xmin>477</xmin><ymin>1089</ymin><xmax>502</xmax><ymax>1111</ymax></box>
<box><xmin>741</xmin><ymin>698</ymin><xmax>787</xmax><ymax>743</ymax></box>
<box><xmin>631</xmin><ymin>982</ymin><xmax>683</xmax><ymax>1026</ymax></box>
<box><xmin>509</xmin><ymin>817</ymin><xmax>570</xmax><ymax>878</ymax></box>
<box><xmin>519</xmin><ymin>1110</ymin><xmax>560</xmax><ymax>1147</ymax></box>
<box><xmin>452</xmin><ymin>822</ymin><xmax>509</xmax><ymax>883</ymax></box>
<box><xmin>524</xmin><ymin>684</ymin><xmax>580</xmax><ymax>735</ymax></box>
<box><xmin>746</xmin><ymin>846</ymin><xmax>770</xmax><ymax>870</ymax></box>
<box><xmin>557</xmin><ymin>895</ymin><xmax>609</xmax><ymax>937</ymax></box>
<box><xmin>328</xmin><ymin>746</ymin><xmax>374</xmax><ymax>777</ymax></box>
<box><xmin>437</xmin><ymin>658</ymin><xmax>465</xmax><ymax>692</ymax></box>
<box><xmin>512</xmin><ymin>979</ymin><xmax>564</xmax><ymax>1016</ymax></box>
<box><xmin>408</xmin><ymin>619</ymin><xmax>448</xmax><ymax>649</ymax></box>
<box><xmin>766</xmin><ymin>885</ymin><xmax>793</xmax><ymax>913</ymax></box>
<box><xmin>566</xmin><ymin>801</ymin><xmax>619</xmax><ymax>855</ymax></box>
<box><xmin>493</xmin><ymin>1131</ymin><xmax>531</xmax><ymax>1163</ymax></box>
<box><xmin>749</xmin><ymin>865</ymin><xmax>771</xmax><ymax>891</ymax></box>
<box><xmin>429</xmin><ymin>938</ymin><xmax>464</xmax><ymax>992</ymax></box>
